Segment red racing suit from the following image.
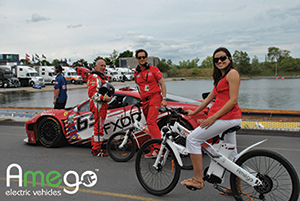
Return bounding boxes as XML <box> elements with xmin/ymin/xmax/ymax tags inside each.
<box><xmin>87</xmin><ymin>72</ymin><xmax>109</xmax><ymax>151</ymax></box>
<box><xmin>134</xmin><ymin>65</ymin><xmax>163</xmax><ymax>139</ymax></box>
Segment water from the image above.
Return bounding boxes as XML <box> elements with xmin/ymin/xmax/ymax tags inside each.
<box><xmin>0</xmin><ymin>78</ymin><xmax>299</xmax><ymax>110</ymax></box>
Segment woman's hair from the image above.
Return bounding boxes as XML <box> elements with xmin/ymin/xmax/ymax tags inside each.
<box><xmin>135</xmin><ymin>49</ymin><xmax>148</xmax><ymax>58</ymax></box>
<box><xmin>212</xmin><ymin>47</ymin><xmax>234</xmax><ymax>86</ymax></box>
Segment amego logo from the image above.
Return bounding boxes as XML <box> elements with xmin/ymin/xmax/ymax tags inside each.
<box><xmin>6</xmin><ymin>163</ymin><xmax>97</xmax><ymax>196</ymax></box>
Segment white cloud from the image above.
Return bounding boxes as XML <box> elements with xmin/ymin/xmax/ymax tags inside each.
<box><xmin>0</xmin><ymin>0</ymin><xmax>299</xmax><ymax>64</ymax></box>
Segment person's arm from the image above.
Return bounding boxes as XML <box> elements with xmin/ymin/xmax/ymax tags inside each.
<box><xmin>158</xmin><ymin>77</ymin><xmax>167</xmax><ymax>107</ymax></box>
<box><xmin>201</xmin><ymin>69</ymin><xmax>240</xmax><ymax>129</ymax></box>
<box><xmin>53</xmin><ymin>88</ymin><xmax>60</xmax><ymax>105</ymax></box>
<box><xmin>188</xmin><ymin>90</ymin><xmax>215</xmax><ymax>116</ymax></box>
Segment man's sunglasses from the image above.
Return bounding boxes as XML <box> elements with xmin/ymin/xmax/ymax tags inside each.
<box><xmin>213</xmin><ymin>55</ymin><xmax>228</xmax><ymax>63</ymax></box>
<box><xmin>137</xmin><ymin>56</ymin><xmax>147</xmax><ymax>60</ymax></box>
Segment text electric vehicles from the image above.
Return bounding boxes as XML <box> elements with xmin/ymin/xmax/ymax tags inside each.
<box><xmin>24</xmin><ymin>87</ymin><xmax>209</xmax><ymax>148</ymax></box>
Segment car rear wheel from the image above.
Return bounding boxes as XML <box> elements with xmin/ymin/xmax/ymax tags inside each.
<box><xmin>37</xmin><ymin>117</ymin><xmax>67</xmax><ymax>148</ymax></box>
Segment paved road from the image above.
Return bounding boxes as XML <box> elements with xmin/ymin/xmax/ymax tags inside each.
<box><xmin>1</xmin><ymin>123</ymin><xmax>300</xmax><ymax>201</ymax></box>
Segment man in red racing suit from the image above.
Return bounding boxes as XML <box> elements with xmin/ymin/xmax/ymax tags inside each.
<box><xmin>88</xmin><ymin>59</ymin><xmax>112</xmax><ymax>157</ymax></box>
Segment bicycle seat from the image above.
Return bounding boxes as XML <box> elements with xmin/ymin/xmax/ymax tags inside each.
<box><xmin>220</xmin><ymin>126</ymin><xmax>241</xmax><ymax>140</ymax></box>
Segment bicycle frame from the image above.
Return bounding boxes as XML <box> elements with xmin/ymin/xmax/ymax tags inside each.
<box><xmin>154</xmin><ymin>121</ymin><xmax>266</xmax><ymax>187</ymax></box>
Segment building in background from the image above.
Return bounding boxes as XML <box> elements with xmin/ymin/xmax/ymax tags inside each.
<box><xmin>119</xmin><ymin>56</ymin><xmax>159</xmax><ymax>70</ymax></box>
<box><xmin>0</xmin><ymin>54</ymin><xmax>19</xmax><ymax>65</ymax></box>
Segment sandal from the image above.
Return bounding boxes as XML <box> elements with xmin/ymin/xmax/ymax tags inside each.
<box><xmin>221</xmin><ymin>177</ymin><xmax>242</xmax><ymax>195</ymax></box>
<box><xmin>220</xmin><ymin>188</ymin><xmax>233</xmax><ymax>195</ymax></box>
<box><xmin>181</xmin><ymin>177</ymin><xmax>205</xmax><ymax>191</ymax></box>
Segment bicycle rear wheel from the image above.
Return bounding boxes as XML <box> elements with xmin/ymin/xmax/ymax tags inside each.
<box><xmin>230</xmin><ymin>149</ymin><xmax>299</xmax><ymax>201</ymax></box>
<box><xmin>107</xmin><ymin>132</ymin><xmax>137</xmax><ymax>162</ymax></box>
<box><xmin>135</xmin><ymin>138</ymin><xmax>181</xmax><ymax>195</ymax></box>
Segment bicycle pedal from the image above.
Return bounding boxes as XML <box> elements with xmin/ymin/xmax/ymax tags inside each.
<box><xmin>186</xmin><ymin>186</ymin><xmax>201</xmax><ymax>191</ymax></box>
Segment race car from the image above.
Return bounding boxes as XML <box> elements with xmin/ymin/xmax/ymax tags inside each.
<box><xmin>24</xmin><ymin>87</ymin><xmax>209</xmax><ymax>148</ymax></box>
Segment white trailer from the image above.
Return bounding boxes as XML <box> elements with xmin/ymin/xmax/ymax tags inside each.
<box><xmin>11</xmin><ymin>65</ymin><xmax>45</xmax><ymax>87</ymax></box>
<box><xmin>34</xmin><ymin>66</ymin><xmax>56</xmax><ymax>85</ymax></box>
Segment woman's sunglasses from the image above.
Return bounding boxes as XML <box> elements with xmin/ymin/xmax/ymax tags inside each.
<box><xmin>213</xmin><ymin>55</ymin><xmax>228</xmax><ymax>63</ymax></box>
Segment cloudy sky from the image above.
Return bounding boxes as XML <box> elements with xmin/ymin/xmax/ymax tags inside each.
<box><xmin>1</xmin><ymin>0</ymin><xmax>300</xmax><ymax>65</ymax></box>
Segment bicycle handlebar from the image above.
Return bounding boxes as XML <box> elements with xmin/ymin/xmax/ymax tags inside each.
<box><xmin>158</xmin><ymin>106</ymin><xmax>188</xmax><ymax>116</ymax></box>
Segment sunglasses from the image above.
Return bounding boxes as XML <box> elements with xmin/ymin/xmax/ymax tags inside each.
<box><xmin>137</xmin><ymin>56</ymin><xmax>147</xmax><ymax>60</ymax></box>
<box><xmin>213</xmin><ymin>55</ymin><xmax>228</xmax><ymax>63</ymax></box>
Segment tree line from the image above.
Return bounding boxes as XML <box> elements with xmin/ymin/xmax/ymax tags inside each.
<box><xmin>20</xmin><ymin>47</ymin><xmax>299</xmax><ymax>76</ymax></box>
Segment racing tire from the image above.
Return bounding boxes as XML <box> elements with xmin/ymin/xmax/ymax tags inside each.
<box><xmin>230</xmin><ymin>149</ymin><xmax>300</xmax><ymax>201</ymax></box>
<box><xmin>51</xmin><ymin>80</ymin><xmax>55</xmax><ymax>85</ymax></box>
<box><xmin>135</xmin><ymin>138</ymin><xmax>181</xmax><ymax>196</ymax></box>
<box><xmin>37</xmin><ymin>117</ymin><xmax>67</xmax><ymax>148</ymax></box>
<box><xmin>157</xmin><ymin>117</ymin><xmax>193</xmax><ymax>170</ymax></box>
<box><xmin>29</xmin><ymin>81</ymin><xmax>34</xmax><ymax>86</ymax></box>
<box><xmin>107</xmin><ymin>131</ymin><xmax>137</xmax><ymax>162</ymax></box>
<box><xmin>71</xmin><ymin>79</ymin><xmax>75</xmax><ymax>84</ymax></box>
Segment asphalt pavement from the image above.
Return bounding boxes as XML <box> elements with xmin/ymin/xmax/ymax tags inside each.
<box><xmin>1</xmin><ymin>123</ymin><xmax>300</xmax><ymax>201</ymax></box>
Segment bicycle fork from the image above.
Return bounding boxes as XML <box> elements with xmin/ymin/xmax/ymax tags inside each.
<box><xmin>153</xmin><ymin>138</ymin><xmax>187</xmax><ymax>169</ymax></box>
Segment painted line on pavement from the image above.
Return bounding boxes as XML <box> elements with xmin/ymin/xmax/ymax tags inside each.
<box><xmin>0</xmin><ymin>177</ymin><xmax>164</xmax><ymax>201</ymax></box>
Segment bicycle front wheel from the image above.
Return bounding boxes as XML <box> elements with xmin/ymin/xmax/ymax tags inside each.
<box><xmin>135</xmin><ymin>138</ymin><xmax>181</xmax><ymax>196</ymax></box>
<box><xmin>230</xmin><ymin>149</ymin><xmax>300</xmax><ymax>201</ymax></box>
<box><xmin>107</xmin><ymin>132</ymin><xmax>137</xmax><ymax>162</ymax></box>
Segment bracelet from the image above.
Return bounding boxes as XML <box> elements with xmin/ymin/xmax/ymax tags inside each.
<box><xmin>163</xmin><ymin>97</ymin><xmax>166</xmax><ymax>100</ymax></box>
<box><xmin>103</xmin><ymin>94</ymin><xmax>106</xmax><ymax>101</ymax></box>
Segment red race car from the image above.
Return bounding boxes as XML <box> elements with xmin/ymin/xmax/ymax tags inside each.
<box><xmin>24</xmin><ymin>87</ymin><xmax>209</xmax><ymax>148</ymax></box>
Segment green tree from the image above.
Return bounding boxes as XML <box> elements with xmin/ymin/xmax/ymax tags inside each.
<box><xmin>200</xmin><ymin>56</ymin><xmax>213</xmax><ymax>68</ymax></box>
<box><xmin>19</xmin><ymin>59</ymin><xmax>32</xmax><ymax>66</ymax></box>
<box><xmin>267</xmin><ymin>47</ymin><xmax>291</xmax><ymax>75</ymax></box>
<box><xmin>157</xmin><ymin>58</ymin><xmax>173</xmax><ymax>72</ymax></box>
<box><xmin>233</xmin><ymin>50</ymin><xmax>251</xmax><ymax>74</ymax></box>
<box><xmin>71</xmin><ymin>59</ymin><xmax>87</xmax><ymax>67</ymax></box>
<box><xmin>191</xmin><ymin>67</ymin><xmax>200</xmax><ymax>75</ymax></box>
<box><xmin>167</xmin><ymin>65</ymin><xmax>179</xmax><ymax>77</ymax></box>
<box><xmin>280</xmin><ymin>56</ymin><xmax>296</xmax><ymax>72</ymax></box>
<box><xmin>250</xmin><ymin>56</ymin><xmax>262</xmax><ymax>74</ymax></box>
<box><xmin>110</xmin><ymin>49</ymin><xmax>119</xmax><ymax>67</ymax></box>
<box><xmin>178</xmin><ymin>58</ymin><xmax>200</xmax><ymax>69</ymax></box>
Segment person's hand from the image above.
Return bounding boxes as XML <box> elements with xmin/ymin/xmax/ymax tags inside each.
<box><xmin>105</xmin><ymin>94</ymin><xmax>113</xmax><ymax>102</ymax></box>
<box><xmin>161</xmin><ymin>99</ymin><xmax>167</xmax><ymax>107</ymax></box>
<box><xmin>200</xmin><ymin>116</ymin><xmax>217</xmax><ymax>129</ymax></box>
<box><xmin>187</xmin><ymin>109</ymin><xmax>194</xmax><ymax>116</ymax></box>
<box><xmin>53</xmin><ymin>100</ymin><xmax>56</xmax><ymax>105</ymax></box>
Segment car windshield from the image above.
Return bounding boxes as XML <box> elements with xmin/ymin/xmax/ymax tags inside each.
<box><xmin>29</xmin><ymin>73</ymin><xmax>38</xmax><ymax>76</ymax></box>
<box><xmin>4</xmin><ymin>73</ymin><xmax>14</xmax><ymax>78</ymax></box>
<box><xmin>166</xmin><ymin>94</ymin><xmax>200</xmax><ymax>104</ymax></box>
<box><xmin>70</xmin><ymin>72</ymin><xmax>77</xmax><ymax>76</ymax></box>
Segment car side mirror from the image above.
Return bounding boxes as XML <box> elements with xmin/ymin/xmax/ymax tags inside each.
<box><xmin>73</xmin><ymin>107</ymin><xmax>79</xmax><ymax>113</ymax></box>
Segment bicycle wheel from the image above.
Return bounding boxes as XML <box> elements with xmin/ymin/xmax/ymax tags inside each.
<box><xmin>107</xmin><ymin>132</ymin><xmax>137</xmax><ymax>162</ymax></box>
<box><xmin>135</xmin><ymin>138</ymin><xmax>181</xmax><ymax>195</ymax></box>
<box><xmin>230</xmin><ymin>149</ymin><xmax>299</xmax><ymax>201</ymax></box>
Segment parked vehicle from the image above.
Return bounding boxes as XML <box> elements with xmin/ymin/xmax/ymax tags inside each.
<box><xmin>116</xmin><ymin>67</ymin><xmax>134</xmax><ymax>81</ymax></box>
<box><xmin>62</xmin><ymin>67</ymin><xmax>83</xmax><ymax>84</ymax></box>
<box><xmin>75</xmin><ymin>67</ymin><xmax>91</xmax><ymax>82</ymax></box>
<box><xmin>11</xmin><ymin>65</ymin><xmax>45</xmax><ymax>87</ymax></box>
<box><xmin>34</xmin><ymin>66</ymin><xmax>56</xmax><ymax>85</ymax></box>
<box><xmin>0</xmin><ymin>66</ymin><xmax>21</xmax><ymax>88</ymax></box>
<box><xmin>106</xmin><ymin>68</ymin><xmax>121</xmax><ymax>82</ymax></box>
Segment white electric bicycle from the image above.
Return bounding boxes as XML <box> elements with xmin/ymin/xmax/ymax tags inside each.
<box><xmin>135</xmin><ymin>107</ymin><xmax>300</xmax><ymax>201</ymax></box>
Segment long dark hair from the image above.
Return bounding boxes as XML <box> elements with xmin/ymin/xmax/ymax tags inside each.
<box><xmin>212</xmin><ymin>47</ymin><xmax>234</xmax><ymax>86</ymax></box>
